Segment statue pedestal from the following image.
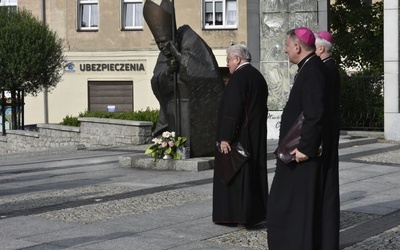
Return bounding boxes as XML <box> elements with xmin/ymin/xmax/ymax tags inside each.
<box><xmin>119</xmin><ymin>155</ymin><xmax>214</xmax><ymax>172</ymax></box>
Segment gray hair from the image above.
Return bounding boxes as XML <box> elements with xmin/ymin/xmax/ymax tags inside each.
<box><xmin>227</xmin><ymin>44</ymin><xmax>251</xmax><ymax>62</ymax></box>
<box><xmin>315</xmin><ymin>34</ymin><xmax>333</xmax><ymax>52</ymax></box>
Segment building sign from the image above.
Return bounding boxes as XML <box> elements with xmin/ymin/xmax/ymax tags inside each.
<box><xmin>107</xmin><ymin>105</ymin><xmax>116</xmax><ymax>112</ymax></box>
<box><xmin>64</xmin><ymin>61</ymin><xmax>76</xmax><ymax>73</ymax></box>
<box><xmin>80</xmin><ymin>63</ymin><xmax>145</xmax><ymax>72</ymax></box>
<box><xmin>64</xmin><ymin>60</ymin><xmax>146</xmax><ymax>75</ymax></box>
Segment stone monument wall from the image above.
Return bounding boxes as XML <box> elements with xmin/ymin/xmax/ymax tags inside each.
<box><xmin>261</xmin><ymin>0</ymin><xmax>319</xmax><ymax>138</ymax></box>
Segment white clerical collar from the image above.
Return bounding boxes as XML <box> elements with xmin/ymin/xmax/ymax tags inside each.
<box><xmin>235</xmin><ymin>62</ymin><xmax>250</xmax><ymax>71</ymax></box>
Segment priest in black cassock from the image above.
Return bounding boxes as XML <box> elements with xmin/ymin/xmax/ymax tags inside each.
<box><xmin>213</xmin><ymin>44</ymin><xmax>268</xmax><ymax>226</ymax></box>
<box><xmin>315</xmin><ymin>30</ymin><xmax>341</xmax><ymax>250</ymax></box>
<box><xmin>267</xmin><ymin>27</ymin><xmax>334</xmax><ymax>249</ymax></box>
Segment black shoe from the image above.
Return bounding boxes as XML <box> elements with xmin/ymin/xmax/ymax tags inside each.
<box><xmin>215</xmin><ymin>222</ymin><xmax>239</xmax><ymax>227</ymax></box>
<box><xmin>244</xmin><ymin>219</ymin><xmax>267</xmax><ymax>229</ymax></box>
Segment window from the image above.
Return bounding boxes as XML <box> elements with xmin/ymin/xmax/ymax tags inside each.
<box><xmin>78</xmin><ymin>0</ymin><xmax>99</xmax><ymax>30</ymax></box>
<box><xmin>0</xmin><ymin>0</ymin><xmax>17</xmax><ymax>5</ymax></box>
<box><xmin>0</xmin><ymin>0</ymin><xmax>17</xmax><ymax>12</ymax></box>
<box><xmin>204</xmin><ymin>0</ymin><xmax>237</xmax><ymax>29</ymax></box>
<box><xmin>122</xmin><ymin>0</ymin><xmax>143</xmax><ymax>30</ymax></box>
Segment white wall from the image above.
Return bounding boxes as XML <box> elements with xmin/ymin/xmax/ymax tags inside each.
<box><xmin>384</xmin><ymin>0</ymin><xmax>400</xmax><ymax>141</ymax></box>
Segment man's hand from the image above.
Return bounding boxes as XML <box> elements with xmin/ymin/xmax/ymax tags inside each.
<box><xmin>220</xmin><ymin>140</ymin><xmax>231</xmax><ymax>154</ymax></box>
<box><xmin>290</xmin><ymin>148</ymin><xmax>309</xmax><ymax>163</ymax></box>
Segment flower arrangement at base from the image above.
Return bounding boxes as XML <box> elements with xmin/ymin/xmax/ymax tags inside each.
<box><xmin>145</xmin><ymin>131</ymin><xmax>187</xmax><ymax>161</ymax></box>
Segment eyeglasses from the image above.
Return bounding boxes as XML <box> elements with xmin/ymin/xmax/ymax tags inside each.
<box><xmin>226</xmin><ymin>56</ymin><xmax>235</xmax><ymax>63</ymax></box>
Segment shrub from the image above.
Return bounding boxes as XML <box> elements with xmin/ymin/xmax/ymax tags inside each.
<box><xmin>60</xmin><ymin>115</ymin><xmax>80</xmax><ymax>127</ymax></box>
<box><xmin>59</xmin><ymin>108</ymin><xmax>159</xmax><ymax>129</ymax></box>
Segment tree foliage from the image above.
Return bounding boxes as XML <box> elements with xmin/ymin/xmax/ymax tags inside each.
<box><xmin>0</xmin><ymin>7</ymin><xmax>65</xmax><ymax>95</ymax></box>
<box><xmin>330</xmin><ymin>0</ymin><xmax>383</xmax><ymax>76</ymax></box>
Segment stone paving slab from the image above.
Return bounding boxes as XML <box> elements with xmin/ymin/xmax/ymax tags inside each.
<box><xmin>20</xmin><ymin>225</ymin><xmax>135</xmax><ymax>249</ymax></box>
<box><xmin>355</xmin><ymin>149</ymin><xmax>400</xmax><ymax>164</ymax></box>
<box><xmin>343</xmin><ymin>226</ymin><xmax>400</xmax><ymax>250</ymax></box>
<box><xmin>1</xmin><ymin>134</ymin><xmax>400</xmax><ymax>249</ymax></box>
<box><xmin>35</xmin><ymin>190</ymin><xmax>211</xmax><ymax>224</ymax></box>
<box><xmin>340</xmin><ymin>209</ymin><xmax>400</xmax><ymax>249</ymax></box>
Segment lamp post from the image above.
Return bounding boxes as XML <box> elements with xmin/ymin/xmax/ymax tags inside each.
<box><xmin>1</xmin><ymin>89</ymin><xmax>5</xmax><ymax>136</ymax></box>
<box><xmin>42</xmin><ymin>0</ymin><xmax>49</xmax><ymax>124</ymax></box>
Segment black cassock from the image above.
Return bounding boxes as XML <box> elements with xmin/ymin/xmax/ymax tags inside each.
<box><xmin>267</xmin><ymin>53</ymin><xmax>335</xmax><ymax>250</ymax></box>
<box><xmin>212</xmin><ymin>64</ymin><xmax>268</xmax><ymax>225</ymax></box>
<box><xmin>321</xmin><ymin>56</ymin><xmax>341</xmax><ymax>250</ymax></box>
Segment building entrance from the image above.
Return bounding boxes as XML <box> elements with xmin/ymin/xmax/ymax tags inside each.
<box><xmin>88</xmin><ymin>81</ymin><xmax>133</xmax><ymax>112</ymax></box>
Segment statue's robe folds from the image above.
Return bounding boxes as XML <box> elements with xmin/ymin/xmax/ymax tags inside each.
<box><xmin>151</xmin><ymin>25</ymin><xmax>224</xmax><ymax>157</ymax></box>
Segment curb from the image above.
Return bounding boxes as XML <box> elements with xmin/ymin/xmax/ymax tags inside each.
<box><xmin>338</xmin><ymin>137</ymin><xmax>379</xmax><ymax>149</ymax></box>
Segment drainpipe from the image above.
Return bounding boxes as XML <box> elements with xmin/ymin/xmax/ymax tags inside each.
<box><xmin>42</xmin><ymin>0</ymin><xmax>49</xmax><ymax>124</ymax></box>
<box><xmin>318</xmin><ymin>0</ymin><xmax>329</xmax><ymax>30</ymax></box>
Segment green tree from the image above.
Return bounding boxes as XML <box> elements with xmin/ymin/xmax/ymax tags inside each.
<box><xmin>330</xmin><ymin>0</ymin><xmax>384</xmax><ymax>131</ymax></box>
<box><xmin>0</xmin><ymin>7</ymin><xmax>65</xmax><ymax>129</ymax></box>
<box><xmin>0</xmin><ymin>7</ymin><xmax>65</xmax><ymax>94</ymax></box>
<box><xmin>330</xmin><ymin>0</ymin><xmax>383</xmax><ymax>76</ymax></box>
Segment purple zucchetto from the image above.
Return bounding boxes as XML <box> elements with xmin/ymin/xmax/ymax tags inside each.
<box><xmin>295</xmin><ymin>27</ymin><xmax>315</xmax><ymax>46</ymax></box>
<box><xmin>317</xmin><ymin>31</ymin><xmax>334</xmax><ymax>44</ymax></box>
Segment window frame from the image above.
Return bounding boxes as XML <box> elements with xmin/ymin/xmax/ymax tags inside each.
<box><xmin>77</xmin><ymin>0</ymin><xmax>99</xmax><ymax>31</ymax></box>
<box><xmin>203</xmin><ymin>0</ymin><xmax>237</xmax><ymax>30</ymax></box>
<box><xmin>121</xmin><ymin>0</ymin><xmax>143</xmax><ymax>30</ymax></box>
<box><xmin>0</xmin><ymin>0</ymin><xmax>18</xmax><ymax>12</ymax></box>
<box><xmin>0</xmin><ymin>0</ymin><xmax>17</xmax><ymax>6</ymax></box>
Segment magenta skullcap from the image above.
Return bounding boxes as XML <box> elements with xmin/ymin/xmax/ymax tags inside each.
<box><xmin>295</xmin><ymin>27</ymin><xmax>315</xmax><ymax>46</ymax></box>
<box><xmin>317</xmin><ymin>31</ymin><xmax>334</xmax><ymax>44</ymax></box>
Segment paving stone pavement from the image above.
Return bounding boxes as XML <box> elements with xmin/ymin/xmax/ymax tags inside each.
<box><xmin>1</xmin><ymin>133</ymin><xmax>400</xmax><ymax>249</ymax></box>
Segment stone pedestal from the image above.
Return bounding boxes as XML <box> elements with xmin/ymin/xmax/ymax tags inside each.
<box><xmin>119</xmin><ymin>155</ymin><xmax>214</xmax><ymax>172</ymax></box>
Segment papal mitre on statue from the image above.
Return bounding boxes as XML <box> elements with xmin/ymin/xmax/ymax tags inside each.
<box><xmin>143</xmin><ymin>0</ymin><xmax>177</xmax><ymax>42</ymax></box>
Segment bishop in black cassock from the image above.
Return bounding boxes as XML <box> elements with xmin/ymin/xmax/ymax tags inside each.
<box><xmin>213</xmin><ymin>44</ymin><xmax>268</xmax><ymax>226</ymax></box>
<box><xmin>267</xmin><ymin>27</ymin><xmax>335</xmax><ymax>249</ymax></box>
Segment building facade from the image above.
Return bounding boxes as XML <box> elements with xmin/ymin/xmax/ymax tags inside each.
<box><xmin>2</xmin><ymin>0</ymin><xmax>324</xmax><ymax>139</ymax></box>
<box><xmin>11</xmin><ymin>0</ymin><xmax>254</xmax><ymax>125</ymax></box>
<box><xmin>6</xmin><ymin>0</ymin><xmax>398</xmax><ymax>142</ymax></box>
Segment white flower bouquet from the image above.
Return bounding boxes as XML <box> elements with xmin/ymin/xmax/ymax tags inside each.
<box><xmin>145</xmin><ymin>131</ymin><xmax>187</xmax><ymax>161</ymax></box>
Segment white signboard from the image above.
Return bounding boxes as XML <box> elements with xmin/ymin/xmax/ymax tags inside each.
<box><xmin>267</xmin><ymin>111</ymin><xmax>282</xmax><ymax>140</ymax></box>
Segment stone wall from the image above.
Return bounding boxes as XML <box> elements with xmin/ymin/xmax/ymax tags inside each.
<box><xmin>78</xmin><ymin>118</ymin><xmax>153</xmax><ymax>147</ymax></box>
<box><xmin>261</xmin><ymin>0</ymin><xmax>319</xmax><ymax>111</ymax></box>
<box><xmin>0</xmin><ymin>118</ymin><xmax>153</xmax><ymax>154</ymax></box>
<box><xmin>260</xmin><ymin>0</ymin><xmax>319</xmax><ymax>139</ymax></box>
